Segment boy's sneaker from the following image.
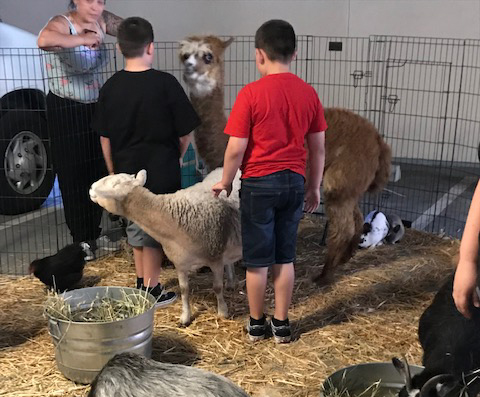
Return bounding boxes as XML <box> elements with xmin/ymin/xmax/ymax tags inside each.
<box><xmin>80</xmin><ymin>241</ymin><xmax>96</xmax><ymax>261</ymax></box>
<box><xmin>246</xmin><ymin>315</ymin><xmax>268</xmax><ymax>342</ymax></box>
<box><xmin>96</xmin><ymin>235</ymin><xmax>120</xmax><ymax>252</ymax></box>
<box><xmin>271</xmin><ymin>317</ymin><xmax>292</xmax><ymax>344</ymax></box>
<box><xmin>143</xmin><ymin>284</ymin><xmax>177</xmax><ymax>308</ymax></box>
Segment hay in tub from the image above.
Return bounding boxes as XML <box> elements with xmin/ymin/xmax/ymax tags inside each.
<box><xmin>0</xmin><ymin>214</ymin><xmax>459</xmax><ymax>397</ymax></box>
<box><xmin>45</xmin><ymin>287</ymin><xmax>153</xmax><ymax>323</ymax></box>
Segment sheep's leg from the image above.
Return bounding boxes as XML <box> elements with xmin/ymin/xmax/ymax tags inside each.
<box><xmin>225</xmin><ymin>263</ymin><xmax>235</xmax><ymax>290</ymax></box>
<box><xmin>313</xmin><ymin>198</ymin><xmax>356</xmax><ymax>286</ymax></box>
<box><xmin>211</xmin><ymin>264</ymin><xmax>228</xmax><ymax>318</ymax></box>
<box><xmin>177</xmin><ymin>270</ymin><xmax>192</xmax><ymax>326</ymax></box>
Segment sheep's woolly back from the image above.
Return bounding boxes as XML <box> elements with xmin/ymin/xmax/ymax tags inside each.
<box><xmin>160</xmin><ymin>169</ymin><xmax>241</xmax><ymax>258</ymax></box>
<box><xmin>88</xmin><ymin>353</ymin><xmax>250</xmax><ymax>397</ymax></box>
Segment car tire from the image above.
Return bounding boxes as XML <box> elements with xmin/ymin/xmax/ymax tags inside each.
<box><xmin>0</xmin><ymin>110</ymin><xmax>54</xmax><ymax>215</ymax></box>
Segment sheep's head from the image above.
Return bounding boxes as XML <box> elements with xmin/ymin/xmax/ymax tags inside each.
<box><xmin>89</xmin><ymin>170</ymin><xmax>147</xmax><ymax>216</ymax></box>
<box><xmin>179</xmin><ymin>35</ymin><xmax>233</xmax><ymax>97</ymax></box>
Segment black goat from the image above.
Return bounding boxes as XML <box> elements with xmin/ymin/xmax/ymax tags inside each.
<box><xmin>29</xmin><ymin>243</ymin><xmax>86</xmax><ymax>291</ymax></box>
<box><xmin>393</xmin><ymin>272</ymin><xmax>480</xmax><ymax>397</ymax></box>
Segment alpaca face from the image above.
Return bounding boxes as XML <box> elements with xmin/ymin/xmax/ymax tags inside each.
<box><xmin>179</xmin><ymin>36</ymin><xmax>233</xmax><ymax>97</ymax></box>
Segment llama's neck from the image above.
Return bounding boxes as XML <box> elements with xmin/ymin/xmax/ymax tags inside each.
<box><xmin>190</xmin><ymin>86</ymin><xmax>225</xmax><ymax>122</ymax></box>
<box><xmin>121</xmin><ymin>187</ymin><xmax>177</xmax><ymax>243</ymax></box>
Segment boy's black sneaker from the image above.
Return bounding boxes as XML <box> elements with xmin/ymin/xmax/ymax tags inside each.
<box><xmin>271</xmin><ymin>317</ymin><xmax>292</xmax><ymax>343</ymax></box>
<box><xmin>143</xmin><ymin>284</ymin><xmax>177</xmax><ymax>308</ymax></box>
<box><xmin>246</xmin><ymin>315</ymin><xmax>268</xmax><ymax>342</ymax></box>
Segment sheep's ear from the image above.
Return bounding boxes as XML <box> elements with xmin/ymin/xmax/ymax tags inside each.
<box><xmin>179</xmin><ymin>40</ymin><xmax>189</xmax><ymax>50</ymax></box>
<box><xmin>136</xmin><ymin>170</ymin><xmax>147</xmax><ymax>186</ymax></box>
<box><xmin>222</xmin><ymin>37</ymin><xmax>234</xmax><ymax>49</ymax></box>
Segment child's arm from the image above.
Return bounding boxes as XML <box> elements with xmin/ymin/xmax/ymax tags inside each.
<box><xmin>453</xmin><ymin>180</ymin><xmax>480</xmax><ymax>318</ymax></box>
<box><xmin>100</xmin><ymin>136</ymin><xmax>114</xmax><ymax>175</ymax></box>
<box><xmin>179</xmin><ymin>132</ymin><xmax>193</xmax><ymax>166</ymax></box>
<box><xmin>212</xmin><ymin>137</ymin><xmax>248</xmax><ymax>197</ymax></box>
<box><xmin>304</xmin><ymin>131</ymin><xmax>325</xmax><ymax>213</ymax></box>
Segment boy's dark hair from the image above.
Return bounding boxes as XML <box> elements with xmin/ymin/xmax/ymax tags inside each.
<box><xmin>254</xmin><ymin>19</ymin><xmax>296</xmax><ymax>63</ymax></box>
<box><xmin>117</xmin><ymin>17</ymin><xmax>154</xmax><ymax>59</ymax></box>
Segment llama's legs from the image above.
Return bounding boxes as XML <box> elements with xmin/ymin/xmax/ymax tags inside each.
<box><xmin>225</xmin><ymin>263</ymin><xmax>235</xmax><ymax>290</ymax></box>
<box><xmin>177</xmin><ymin>270</ymin><xmax>191</xmax><ymax>326</ymax></box>
<box><xmin>313</xmin><ymin>198</ymin><xmax>356</xmax><ymax>286</ymax></box>
<box><xmin>210</xmin><ymin>264</ymin><xmax>228</xmax><ymax>318</ymax></box>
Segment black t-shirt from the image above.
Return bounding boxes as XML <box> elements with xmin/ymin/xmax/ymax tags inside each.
<box><xmin>93</xmin><ymin>69</ymin><xmax>200</xmax><ymax>194</ymax></box>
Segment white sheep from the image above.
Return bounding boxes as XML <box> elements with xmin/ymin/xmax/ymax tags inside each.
<box><xmin>89</xmin><ymin>168</ymin><xmax>241</xmax><ymax>326</ymax></box>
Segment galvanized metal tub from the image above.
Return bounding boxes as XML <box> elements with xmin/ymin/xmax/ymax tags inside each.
<box><xmin>46</xmin><ymin>286</ymin><xmax>156</xmax><ymax>384</ymax></box>
<box><xmin>321</xmin><ymin>362</ymin><xmax>425</xmax><ymax>397</ymax></box>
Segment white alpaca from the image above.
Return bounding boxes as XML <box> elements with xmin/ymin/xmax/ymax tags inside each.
<box><xmin>179</xmin><ymin>36</ymin><xmax>233</xmax><ymax>174</ymax></box>
<box><xmin>89</xmin><ymin>168</ymin><xmax>241</xmax><ymax>326</ymax></box>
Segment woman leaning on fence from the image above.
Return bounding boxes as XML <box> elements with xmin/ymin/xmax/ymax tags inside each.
<box><xmin>37</xmin><ymin>0</ymin><xmax>122</xmax><ymax>260</ymax></box>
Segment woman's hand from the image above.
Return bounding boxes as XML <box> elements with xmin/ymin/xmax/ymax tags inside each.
<box><xmin>80</xmin><ymin>30</ymin><xmax>101</xmax><ymax>49</ymax></box>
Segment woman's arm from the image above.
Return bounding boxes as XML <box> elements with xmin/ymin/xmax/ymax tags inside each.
<box><xmin>101</xmin><ymin>10</ymin><xmax>123</xmax><ymax>37</ymax></box>
<box><xmin>38</xmin><ymin>15</ymin><xmax>99</xmax><ymax>50</ymax></box>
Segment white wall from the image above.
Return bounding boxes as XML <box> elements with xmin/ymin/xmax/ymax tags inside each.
<box><xmin>1</xmin><ymin>0</ymin><xmax>479</xmax><ymax>41</ymax></box>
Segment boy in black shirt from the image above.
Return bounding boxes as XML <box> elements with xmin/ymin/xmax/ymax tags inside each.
<box><xmin>93</xmin><ymin>17</ymin><xmax>200</xmax><ymax>306</ymax></box>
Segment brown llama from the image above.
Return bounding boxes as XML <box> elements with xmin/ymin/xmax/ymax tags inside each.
<box><xmin>178</xmin><ymin>36</ymin><xmax>233</xmax><ymax>173</ymax></box>
<box><xmin>311</xmin><ymin>108</ymin><xmax>391</xmax><ymax>285</ymax></box>
<box><xmin>179</xmin><ymin>35</ymin><xmax>392</xmax><ymax>286</ymax></box>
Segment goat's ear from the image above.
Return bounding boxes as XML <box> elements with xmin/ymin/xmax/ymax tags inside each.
<box><xmin>136</xmin><ymin>170</ymin><xmax>147</xmax><ymax>186</ymax></box>
<box><xmin>222</xmin><ymin>37</ymin><xmax>234</xmax><ymax>49</ymax></box>
<box><xmin>392</xmin><ymin>357</ymin><xmax>413</xmax><ymax>391</ymax></box>
<box><xmin>420</xmin><ymin>374</ymin><xmax>457</xmax><ymax>397</ymax></box>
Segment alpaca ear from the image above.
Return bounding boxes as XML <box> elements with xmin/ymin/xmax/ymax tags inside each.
<box><xmin>136</xmin><ymin>170</ymin><xmax>147</xmax><ymax>186</ymax></box>
<box><xmin>222</xmin><ymin>37</ymin><xmax>234</xmax><ymax>49</ymax></box>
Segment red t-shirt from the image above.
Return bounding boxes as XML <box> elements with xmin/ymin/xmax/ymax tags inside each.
<box><xmin>224</xmin><ymin>73</ymin><xmax>327</xmax><ymax>179</ymax></box>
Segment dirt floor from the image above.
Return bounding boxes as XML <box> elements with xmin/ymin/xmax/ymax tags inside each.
<box><xmin>0</xmin><ymin>214</ymin><xmax>459</xmax><ymax>397</ymax></box>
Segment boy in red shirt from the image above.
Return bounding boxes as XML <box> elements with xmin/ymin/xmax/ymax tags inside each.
<box><xmin>213</xmin><ymin>19</ymin><xmax>327</xmax><ymax>343</ymax></box>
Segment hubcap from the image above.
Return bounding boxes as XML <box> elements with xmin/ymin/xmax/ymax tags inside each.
<box><xmin>4</xmin><ymin>131</ymin><xmax>48</xmax><ymax>195</ymax></box>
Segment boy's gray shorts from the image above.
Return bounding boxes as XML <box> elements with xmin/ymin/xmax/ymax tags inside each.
<box><xmin>126</xmin><ymin>221</ymin><xmax>161</xmax><ymax>248</ymax></box>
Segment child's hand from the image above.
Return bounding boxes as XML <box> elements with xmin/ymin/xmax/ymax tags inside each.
<box><xmin>453</xmin><ymin>261</ymin><xmax>480</xmax><ymax>318</ymax></box>
<box><xmin>212</xmin><ymin>181</ymin><xmax>232</xmax><ymax>197</ymax></box>
<box><xmin>304</xmin><ymin>187</ymin><xmax>320</xmax><ymax>213</ymax></box>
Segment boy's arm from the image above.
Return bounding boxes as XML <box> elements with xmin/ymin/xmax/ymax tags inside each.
<box><xmin>304</xmin><ymin>131</ymin><xmax>325</xmax><ymax>213</ymax></box>
<box><xmin>179</xmin><ymin>132</ymin><xmax>193</xmax><ymax>166</ymax></box>
<box><xmin>453</xmin><ymin>180</ymin><xmax>480</xmax><ymax>318</ymax></box>
<box><xmin>100</xmin><ymin>136</ymin><xmax>114</xmax><ymax>175</ymax></box>
<box><xmin>212</xmin><ymin>137</ymin><xmax>248</xmax><ymax>197</ymax></box>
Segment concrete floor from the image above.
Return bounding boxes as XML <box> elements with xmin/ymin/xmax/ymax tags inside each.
<box><xmin>1</xmin><ymin>161</ymin><xmax>479</xmax><ymax>276</ymax></box>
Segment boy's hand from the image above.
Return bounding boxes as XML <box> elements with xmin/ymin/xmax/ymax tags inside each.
<box><xmin>212</xmin><ymin>181</ymin><xmax>232</xmax><ymax>197</ymax></box>
<box><xmin>304</xmin><ymin>187</ymin><xmax>320</xmax><ymax>213</ymax></box>
<box><xmin>453</xmin><ymin>261</ymin><xmax>480</xmax><ymax>318</ymax></box>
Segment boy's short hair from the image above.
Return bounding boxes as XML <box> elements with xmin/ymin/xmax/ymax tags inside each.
<box><xmin>254</xmin><ymin>19</ymin><xmax>296</xmax><ymax>63</ymax></box>
<box><xmin>117</xmin><ymin>17</ymin><xmax>154</xmax><ymax>59</ymax></box>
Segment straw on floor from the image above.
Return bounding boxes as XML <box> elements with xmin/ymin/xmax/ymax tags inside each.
<box><xmin>0</xmin><ymin>214</ymin><xmax>459</xmax><ymax>397</ymax></box>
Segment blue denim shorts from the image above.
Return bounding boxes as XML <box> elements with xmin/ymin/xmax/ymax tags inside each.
<box><xmin>240</xmin><ymin>170</ymin><xmax>305</xmax><ymax>268</ymax></box>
